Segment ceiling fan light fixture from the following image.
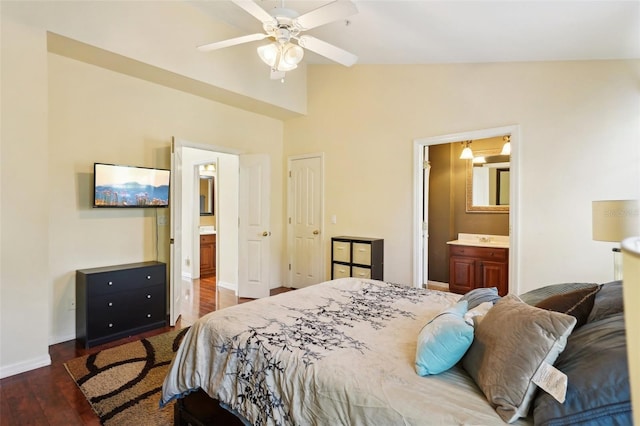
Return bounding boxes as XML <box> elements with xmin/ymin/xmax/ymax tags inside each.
<box><xmin>257</xmin><ymin>42</ymin><xmax>303</xmax><ymax>72</ymax></box>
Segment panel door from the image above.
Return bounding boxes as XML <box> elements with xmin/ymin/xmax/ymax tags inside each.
<box><xmin>289</xmin><ymin>155</ymin><xmax>323</xmax><ymax>288</ymax></box>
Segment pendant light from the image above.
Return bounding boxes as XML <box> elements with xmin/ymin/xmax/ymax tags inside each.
<box><xmin>460</xmin><ymin>140</ymin><xmax>474</xmax><ymax>160</ymax></box>
<box><xmin>501</xmin><ymin>135</ymin><xmax>511</xmax><ymax>155</ymax></box>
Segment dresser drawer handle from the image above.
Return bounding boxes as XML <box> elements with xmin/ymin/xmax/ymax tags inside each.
<box><xmin>108</xmin><ymin>281</ymin><xmax>113</xmax><ymax>286</ymax></box>
<box><xmin>147</xmin><ymin>314</ymin><xmax>152</xmax><ymax>318</ymax></box>
<box><xmin>147</xmin><ymin>294</ymin><xmax>152</xmax><ymax>299</ymax></box>
<box><xmin>146</xmin><ymin>275</ymin><xmax>151</xmax><ymax>280</ymax></box>
<box><xmin>108</xmin><ymin>302</ymin><xmax>113</xmax><ymax>307</ymax></box>
<box><xmin>108</xmin><ymin>323</ymin><xmax>113</xmax><ymax>328</ymax></box>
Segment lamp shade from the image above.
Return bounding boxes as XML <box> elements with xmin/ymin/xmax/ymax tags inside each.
<box><xmin>592</xmin><ymin>200</ymin><xmax>640</xmax><ymax>242</ymax></box>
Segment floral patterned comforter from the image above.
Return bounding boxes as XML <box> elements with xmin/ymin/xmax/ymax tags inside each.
<box><xmin>160</xmin><ymin>278</ymin><xmax>530</xmax><ymax>425</ymax></box>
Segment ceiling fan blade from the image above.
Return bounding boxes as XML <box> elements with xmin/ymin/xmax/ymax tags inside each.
<box><xmin>295</xmin><ymin>0</ymin><xmax>358</xmax><ymax>31</ymax></box>
<box><xmin>231</xmin><ymin>0</ymin><xmax>275</xmax><ymax>24</ymax></box>
<box><xmin>298</xmin><ymin>35</ymin><xmax>358</xmax><ymax>67</ymax></box>
<box><xmin>197</xmin><ymin>33</ymin><xmax>267</xmax><ymax>52</ymax></box>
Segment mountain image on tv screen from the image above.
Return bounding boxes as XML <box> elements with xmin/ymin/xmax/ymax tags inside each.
<box><xmin>94</xmin><ymin>163</ymin><xmax>170</xmax><ymax>207</ymax></box>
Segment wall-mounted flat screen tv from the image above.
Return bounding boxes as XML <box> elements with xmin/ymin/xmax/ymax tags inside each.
<box><xmin>93</xmin><ymin>163</ymin><xmax>170</xmax><ymax>208</ymax></box>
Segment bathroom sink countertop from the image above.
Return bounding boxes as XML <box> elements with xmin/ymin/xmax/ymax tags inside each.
<box><xmin>199</xmin><ymin>226</ymin><xmax>216</xmax><ymax>235</ymax></box>
<box><xmin>447</xmin><ymin>233</ymin><xmax>509</xmax><ymax>249</ymax></box>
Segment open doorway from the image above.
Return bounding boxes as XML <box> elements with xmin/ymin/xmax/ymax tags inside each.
<box><xmin>169</xmin><ymin>139</ymin><xmax>241</xmax><ymax>326</ymax></box>
<box><xmin>412</xmin><ymin>125</ymin><xmax>520</xmax><ymax>294</ymax></box>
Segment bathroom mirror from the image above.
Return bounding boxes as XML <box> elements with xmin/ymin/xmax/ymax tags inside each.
<box><xmin>199</xmin><ymin>176</ymin><xmax>214</xmax><ymax>216</ymax></box>
<box><xmin>466</xmin><ymin>149</ymin><xmax>510</xmax><ymax>213</ymax></box>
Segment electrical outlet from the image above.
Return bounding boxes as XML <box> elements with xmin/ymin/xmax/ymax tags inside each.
<box><xmin>185</xmin><ymin>258</ymin><xmax>190</xmax><ymax>267</ymax></box>
<box><xmin>68</xmin><ymin>298</ymin><xmax>76</xmax><ymax>311</ymax></box>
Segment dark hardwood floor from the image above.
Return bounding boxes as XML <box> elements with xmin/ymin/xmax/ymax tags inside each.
<box><xmin>0</xmin><ymin>276</ymin><xmax>292</xmax><ymax>425</ymax></box>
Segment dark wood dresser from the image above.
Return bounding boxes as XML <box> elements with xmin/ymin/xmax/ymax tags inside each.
<box><xmin>76</xmin><ymin>261</ymin><xmax>167</xmax><ymax>348</ymax></box>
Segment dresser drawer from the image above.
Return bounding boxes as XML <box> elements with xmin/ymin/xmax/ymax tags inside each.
<box><xmin>449</xmin><ymin>245</ymin><xmax>508</xmax><ymax>261</ymax></box>
<box><xmin>351</xmin><ymin>266</ymin><xmax>371</xmax><ymax>279</ymax></box>
<box><xmin>86</xmin><ymin>264</ymin><xmax>165</xmax><ymax>295</ymax></box>
<box><xmin>352</xmin><ymin>243</ymin><xmax>372</xmax><ymax>266</ymax></box>
<box><xmin>87</xmin><ymin>285</ymin><xmax>165</xmax><ymax>339</ymax></box>
<box><xmin>332</xmin><ymin>263</ymin><xmax>351</xmax><ymax>279</ymax></box>
<box><xmin>332</xmin><ymin>241</ymin><xmax>351</xmax><ymax>263</ymax></box>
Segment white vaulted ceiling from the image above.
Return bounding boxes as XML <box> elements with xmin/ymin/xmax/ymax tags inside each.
<box><xmin>191</xmin><ymin>1</ymin><xmax>640</xmax><ymax>65</ymax></box>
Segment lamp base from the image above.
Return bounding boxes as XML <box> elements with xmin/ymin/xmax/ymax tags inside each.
<box><xmin>613</xmin><ymin>247</ymin><xmax>623</xmax><ymax>280</ymax></box>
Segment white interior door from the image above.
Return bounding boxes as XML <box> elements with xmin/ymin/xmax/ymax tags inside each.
<box><xmin>238</xmin><ymin>154</ymin><xmax>270</xmax><ymax>298</ymax></box>
<box><xmin>169</xmin><ymin>138</ymin><xmax>183</xmax><ymax>326</ymax></box>
<box><xmin>288</xmin><ymin>155</ymin><xmax>323</xmax><ymax>288</ymax></box>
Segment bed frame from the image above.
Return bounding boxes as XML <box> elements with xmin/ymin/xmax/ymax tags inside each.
<box><xmin>174</xmin><ymin>389</ymin><xmax>244</xmax><ymax>426</ymax></box>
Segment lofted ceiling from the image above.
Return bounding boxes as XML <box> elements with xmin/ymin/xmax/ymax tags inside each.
<box><xmin>192</xmin><ymin>0</ymin><xmax>640</xmax><ymax>66</ymax></box>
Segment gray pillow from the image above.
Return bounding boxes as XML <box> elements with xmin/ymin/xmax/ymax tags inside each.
<box><xmin>587</xmin><ymin>280</ymin><xmax>623</xmax><ymax>323</ymax></box>
<box><xmin>459</xmin><ymin>287</ymin><xmax>500</xmax><ymax>310</ymax></box>
<box><xmin>462</xmin><ymin>294</ymin><xmax>577</xmax><ymax>423</ymax></box>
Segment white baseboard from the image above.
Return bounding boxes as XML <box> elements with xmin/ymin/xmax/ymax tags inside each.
<box><xmin>216</xmin><ymin>280</ymin><xmax>236</xmax><ymax>292</ymax></box>
<box><xmin>49</xmin><ymin>332</ymin><xmax>76</xmax><ymax>346</ymax></box>
<box><xmin>0</xmin><ymin>354</ymin><xmax>51</xmax><ymax>379</ymax></box>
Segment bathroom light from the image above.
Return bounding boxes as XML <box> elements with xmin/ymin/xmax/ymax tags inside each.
<box><xmin>460</xmin><ymin>141</ymin><xmax>474</xmax><ymax>160</ymax></box>
<box><xmin>257</xmin><ymin>42</ymin><xmax>304</xmax><ymax>72</ymax></box>
<box><xmin>473</xmin><ymin>156</ymin><xmax>486</xmax><ymax>164</ymax></box>
<box><xmin>501</xmin><ymin>135</ymin><xmax>511</xmax><ymax>155</ymax></box>
<box><xmin>592</xmin><ymin>199</ymin><xmax>640</xmax><ymax>279</ymax></box>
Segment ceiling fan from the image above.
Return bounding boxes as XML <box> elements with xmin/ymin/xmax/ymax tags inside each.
<box><xmin>197</xmin><ymin>0</ymin><xmax>359</xmax><ymax>80</ymax></box>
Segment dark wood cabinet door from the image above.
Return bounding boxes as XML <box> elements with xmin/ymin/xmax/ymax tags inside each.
<box><xmin>477</xmin><ymin>260</ymin><xmax>508</xmax><ymax>296</ymax></box>
<box><xmin>449</xmin><ymin>256</ymin><xmax>476</xmax><ymax>294</ymax></box>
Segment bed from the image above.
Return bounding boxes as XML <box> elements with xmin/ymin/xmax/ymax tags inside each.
<box><xmin>160</xmin><ymin>277</ymin><xmax>631</xmax><ymax>425</ymax></box>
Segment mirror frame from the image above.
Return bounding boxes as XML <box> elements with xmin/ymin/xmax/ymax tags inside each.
<box><xmin>199</xmin><ymin>176</ymin><xmax>214</xmax><ymax>216</ymax></box>
<box><xmin>466</xmin><ymin>149</ymin><xmax>510</xmax><ymax>213</ymax></box>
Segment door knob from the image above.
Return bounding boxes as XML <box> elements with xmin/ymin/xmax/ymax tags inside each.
<box><xmin>313</xmin><ymin>230</ymin><xmax>320</xmax><ymax>235</ymax></box>
<box><xmin>262</xmin><ymin>231</ymin><xmax>271</xmax><ymax>237</ymax></box>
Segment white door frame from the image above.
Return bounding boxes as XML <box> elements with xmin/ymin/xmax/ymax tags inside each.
<box><xmin>286</xmin><ymin>153</ymin><xmax>325</xmax><ymax>286</ymax></box>
<box><xmin>412</xmin><ymin>125</ymin><xmax>521</xmax><ymax>294</ymax></box>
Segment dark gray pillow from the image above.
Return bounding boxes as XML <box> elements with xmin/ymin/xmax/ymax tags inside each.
<box><xmin>533</xmin><ymin>313</ymin><xmax>630</xmax><ymax>426</ymax></box>
<box><xmin>535</xmin><ymin>285</ymin><xmax>599</xmax><ymax>328</ymax></box>
<box><xmin>459</xmin><ymin>287</ymin><xmax>500</xmax><ymax>310</ymax></box>
<box><xmin>587</xmin><ymin>280</ymin><xmax>623</xmax><ymax>323</ymax></box>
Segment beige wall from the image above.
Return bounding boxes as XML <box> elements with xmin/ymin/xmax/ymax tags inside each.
<box><xmin>284</xmin><ymin>62</ymin><xmax>640</xmax><ymax>291</ymax></box>
<box><xmin>46</xmin><ymin>53</ymin><xmax>284</xmax><ymax>344</ymax></box>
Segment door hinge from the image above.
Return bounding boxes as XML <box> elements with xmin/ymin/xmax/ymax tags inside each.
<box><xmin>289</xmin><ymin>171</ymin><xmax>291</xmax><ymax>178</ymax></box>
<box><xmin>288</xmin><ymin>264</ymin><xmax>291</xmax><ymax>271</ymax></box>
<box><xmin>288</xmin><ymin>217</ymin><xmax>291</xmax><ymax>224</ymax></box>
<box><xmin>423</xmin><ymin>160</ymin><xmax>430</xmax><ymax>170</ymax></box>
<box><xmin>422</xmin><ymin>222</ymin><xmax>427</xmax><ymax>231</ymax></box>
<box><xmin>171</xmin><ymin>138</ymin><xmax>174</xmax><ymax>154</ymax></box>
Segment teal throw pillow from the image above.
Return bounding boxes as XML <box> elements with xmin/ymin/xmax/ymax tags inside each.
<box><xmin>415</xmin><ymin>300</ymin><xmax>473</xmax><ymax>376</ymax></box>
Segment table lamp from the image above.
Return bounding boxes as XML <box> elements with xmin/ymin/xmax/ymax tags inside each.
<box><xmin>592</xmin><ymin>200</ymin><xmax>640</xmax><ymax>279</ymax></box>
